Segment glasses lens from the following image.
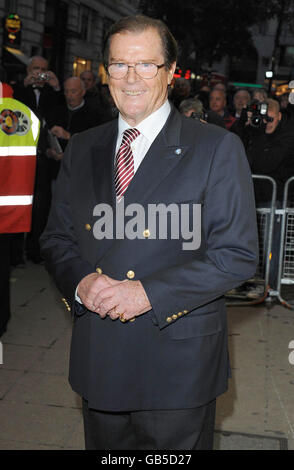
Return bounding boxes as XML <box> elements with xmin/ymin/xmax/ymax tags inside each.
<box><xmin>108</xmin><ymin>64</ymin><xmax>128</xmax><ymax>79</ymax></box>
<box><xmin>108</xmin><ymin>63</ymin><xmax>159</xmax><ymax>79</ymax></box>
<box><xmin>135</xmin><ymin>63</ymin><xmax>158</xmax><ymax>78</ymax></box>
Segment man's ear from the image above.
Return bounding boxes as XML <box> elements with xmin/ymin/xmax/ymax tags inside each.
<box><xmin>278</xmin><ymin>111</ymin><xmax>282</xmax><ymax>121</ymax></box>
<box><xmin>168</xmin><ymin>62</ymin><xmax>177</xmax><ymax>85</ymax></box>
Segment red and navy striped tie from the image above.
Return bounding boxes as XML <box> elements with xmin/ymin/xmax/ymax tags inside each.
<box><xmin>114</xmin><ymin>128</ymin><xmax>140</xmax><ymax>201</ymax></box>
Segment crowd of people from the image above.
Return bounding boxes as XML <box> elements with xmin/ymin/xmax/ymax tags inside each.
<box><xmin>8</xmin><ymin>56</ymin><xmax>116</xmax><ymax>268</ymax></box>
<box><xmin>170</xmin><ymin>79</ymin><xmax>294</xmax><ymax>203</ymax></box>
<box><xmin>171</xmin><ymin>78</ymin><xmax>294</xmax><ymax>298</ymax></box>
<box><xmin>0</xmin><ymin>56</ymin><xmax>117</xmax><ymax>337</ymax></box>
<box><xmin>2</xmin><ymin>52</ymin><xmax>294</xmax><ymax>329</ymax></box>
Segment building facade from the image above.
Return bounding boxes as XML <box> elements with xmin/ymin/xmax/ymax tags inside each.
<box><xmin>208</xmin><ymin>15</ymin><xmax>294</xmax><ymax>89</ymax></box>
<box><xmin>0</xmin><ymin>0</ymin><xmax>140</xmax><ymax>83</ymax></box>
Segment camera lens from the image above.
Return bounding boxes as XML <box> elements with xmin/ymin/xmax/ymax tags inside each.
<box><xmin>251</xmin><ymin>116</ymin><xmax>261</xmax><ymax>127</ymax></box>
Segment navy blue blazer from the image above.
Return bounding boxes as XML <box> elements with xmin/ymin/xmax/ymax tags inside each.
<box><xmin>40</xmin><ymin>104</ymin><xmax>258</xmax><ymax>411</ymax></box>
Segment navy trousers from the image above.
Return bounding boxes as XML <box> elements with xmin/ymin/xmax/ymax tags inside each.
<box><xmin>82</xmin><ymin>398</ymin><xmax>216</xmax><ymax>450</ymax></box>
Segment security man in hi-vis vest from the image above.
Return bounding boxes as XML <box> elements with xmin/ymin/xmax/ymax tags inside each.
<box><xmin>0</xmin><ymin>82</ymin><xmax>40</xmax><ymax>337</ymax></box>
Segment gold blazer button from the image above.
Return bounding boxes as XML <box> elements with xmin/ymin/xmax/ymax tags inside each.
<box><xmin>166</xmin><ymin>316</ymin><xmax>172</xmax><ymax>323</ymax></box>
<box><xmin>96</xmin><ymin>267</ymin><xmax>102</xmax><ymax>274</ymax></box>
<box><xmin>127</xmin><ymin>270</ymin><xmax>135</xmax><ymax>279</ymax></box>
<box><xmin>143</xmin><ymin>229</ymin><xmax>150</xmax><ymax>238</ymax></box>
<box><xmin>85</xmin><ymin>223</ymin><xmax>91</xmax><ymax>231</ymax></box>
<box><xmin>172</xmin><ymin>314</ymin><xmax>178</xmax><ymax>320</ymax></box>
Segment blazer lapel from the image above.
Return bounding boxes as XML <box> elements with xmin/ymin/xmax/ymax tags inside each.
<box><xmin>90</xmin><ymin>121</ymin><xmax>117</xmax><ymax>261</ymax></box>
<box><xmin>91</xmin><ymin>121</ymin><xmax>117</xmax><ymax>208</ymax></box>
<box><xmin>123</xmin><ymin>106</ymin><xmax>189</xmax><ymax>205</ymax></box>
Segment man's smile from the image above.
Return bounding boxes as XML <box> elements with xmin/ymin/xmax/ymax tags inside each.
<box><xmin>123</xmin><ymin>90</ymin><xmax>146</xmax><ymax>96</ymax></box>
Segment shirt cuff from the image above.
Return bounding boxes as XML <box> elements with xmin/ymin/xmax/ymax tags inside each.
<box><xmin>75</xmin><ymin>285</ymin><xmax>82</xmax><ymax>304</ymax></box>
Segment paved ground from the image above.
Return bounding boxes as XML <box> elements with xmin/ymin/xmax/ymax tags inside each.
<box><xmin>0</xmin><ymin>262</ymin><xmax>293</xmax><ymax>450</ymax></box>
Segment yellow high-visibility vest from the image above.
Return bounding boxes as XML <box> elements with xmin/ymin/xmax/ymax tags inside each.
<box><xmin>0</xmin><ymin>96</ymin><xmax>40</xmax><ymax>233</ymax></box>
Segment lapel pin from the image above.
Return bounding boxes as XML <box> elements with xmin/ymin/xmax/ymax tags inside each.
<box><xmin>175</xmin><ymin>148</ymin><xmax>182</xmax><ymax>155</ymax></box>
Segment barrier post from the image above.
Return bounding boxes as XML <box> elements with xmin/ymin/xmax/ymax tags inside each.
<box><xmin>226</xmin><ymin>174</ymin><xmax>276</xmax><ymax>306</ymax></box>
<box><xmin>277</xmin><ymin>176</ymin><xmax>294</xmax><ymax>309</ymax></box>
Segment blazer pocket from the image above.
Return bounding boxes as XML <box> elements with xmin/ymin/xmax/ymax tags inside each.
<box><xmin>168</xmin><ymin>311</ymin><xmax>222</xmax><ymax>340</ymax></box>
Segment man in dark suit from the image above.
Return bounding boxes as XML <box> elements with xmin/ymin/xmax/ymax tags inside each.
<box><xmin>40</xmin><ymin>15</ymin><xmax>259</xmax><ymax>450</ymax></box>
<box><xmin>46</xmin><ymin>77</ymin><xmax>106</xmax><ymax>180</ymax></box>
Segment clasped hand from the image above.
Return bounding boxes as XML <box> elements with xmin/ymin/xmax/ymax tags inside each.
<box><xmin>77</xmin><ymin>273</ymin><xmax>151</xmax><ymax>321</ymax></box>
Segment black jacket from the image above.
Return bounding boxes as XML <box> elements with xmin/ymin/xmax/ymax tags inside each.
<box><xmin>46</xmin><ymin>101</ymin><xmax>106</xmax><ymax>179</ymax></box>
<box><xmin>12</xmin><ymin>83</ymin><xmax>65</xmax><ymax>154</ymax></box>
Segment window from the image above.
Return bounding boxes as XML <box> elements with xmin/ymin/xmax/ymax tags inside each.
<box><xmin>102</xmin><ymin>17</ymin><xmax>114</xmax><ymax>43</ymax></box>
<box><xmin>73</xmin><ymin>57</ymin><xmax>92</xmax><ymax>77</ymax></box>
<box><xmin>79</xmin><ymin>5</ymin><xmax>92</xmax><ymax>41</ymax></box>
<box><xmin>279</xmin><ymin>46</ymin><xmax>294</xmax><ymax>67</ymax></box>
<box><xmin>5</xmin><ymin>0</ymin><xmax>18</xmax><ymax>13</ymax></box>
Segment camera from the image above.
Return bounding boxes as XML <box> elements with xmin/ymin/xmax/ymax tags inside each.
<box><xmin>246</xmin><ymin>99</ymin><xmax>273</xmax><ymax>127</ymax></box>
<box><xmin>191</xmin><ymin>111</ymin><xmax>208</xmax><ymax>122</ymax></box>
<box><xmin>37</xmin><ymin>72</ymin><xmax>50</xmax><ymax>81</ymax></box>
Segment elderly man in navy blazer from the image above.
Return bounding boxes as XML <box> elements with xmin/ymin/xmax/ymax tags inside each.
<box><xmin>40</xmin><ymin>15</ymin><xmax>258</xmax><ymax>450</ymax></box>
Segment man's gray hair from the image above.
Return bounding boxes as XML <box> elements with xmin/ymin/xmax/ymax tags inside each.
<box><xmin>103</xmin><ymin>15</ymin><xmax>178</xmax><ymax>70</ymax></box>
<box><xmin>64</xmin><ymin>76</ymin><xmax>86</xmax><ymax>91</ymax></box>
<box><xmin>28</xmin><ymin>56</ymin><xmax>48</xmax><ymax>67</ymax></box>
<box><xmin>179</xmin><ymin>98</ymin><xmax>203</xmax><ymax>115</ymax></box>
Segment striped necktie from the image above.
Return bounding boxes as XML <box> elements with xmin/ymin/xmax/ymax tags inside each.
<box><xmin>114</xmin><ymin>128</ymin><xmax>140</xmax><ymax>201</ymax></box>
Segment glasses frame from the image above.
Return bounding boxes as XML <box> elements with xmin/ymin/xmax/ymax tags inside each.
<box><xmin>106</xmin><ymin>62</ymin><xmax>166</xmax><ymax>80</ymax></box>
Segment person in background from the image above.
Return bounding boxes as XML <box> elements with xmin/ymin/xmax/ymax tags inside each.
<box><xmin>170</xmin><ymin>77</ymin><xmax>193</xmax><ymax>109</ymax></box>
<box><xmin>279</xmin><ymin>93</ymin><xmax>290</xmax><ymax>110</ymax></box>
<box><xmin>179</xmin><ymin>97</ymin><xmax>226</xmax><ymax>128</ymax></box>
<box><xmin>80</xmin><ymin>70</ymin><xmax>115</xmax><ymax>122</ymax></box>
<box><xmin>252</xmin><ymin>88</ymin><xmax>268</xmax><ymax>103</ymax></box>
<box><xmin>209</xmin><ymin>88</ymin><xmax>236</xmax><ymax>130</ymax></box>
<box><xmin>235</xmin><ymin>98</ymin><xmax>294</xmax><ymax>297</ymax></box>
<box><xmin>12</xmin><ymin>56</ymin><xmax>64</xmax><ymax>264</ymax></box>
<box><xmin>46</xmin><ymin>77</ymin><xmax>106</xmax><ymax>179</ymax></box>
<box><xmin>0</xmin><ymin>82</ymin><xmax>40</xmax><ymax>336</ymax></box>
<box><xmin>232</xmin><ymin>89</ymin><xmax>251</xmax><ymax>118</ymax></box>
<box><xmin>213</xmin><ymin>82</ymin><xmax>227</xmax><ymax>93</ymax></box>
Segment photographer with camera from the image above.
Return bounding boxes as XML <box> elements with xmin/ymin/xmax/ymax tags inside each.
<box><xmin>179</xmin><ymin>97</ymin><xmax>226</xmax><ymax>128</ymax></box>
<box><xmin>13</xmin><ymin>56</ymin><xmax>63</xmax><ymax>115</ymax></box>
<box><xmin>12</xmin><ymin>56</ymin><xmax>64</xmax><ymax>264</ymax></box>
<box><xmin>232</xmin><ymin>98</ymin><xmax>294</xmax><ymax>204</ymax></box>
<box><xmin>231</xmin><ymin>98</ymin><xmax>294</xmax><ymax>296</ymax></box>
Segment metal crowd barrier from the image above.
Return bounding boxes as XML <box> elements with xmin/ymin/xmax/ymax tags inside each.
<box><xmin>226</xmin><ymin>174</ymin><xmax>276</xmax><ymax>306</ymax></box>
<box><xmin>276</xmin><ymin>176</ymin><xmax>294</xmax><ymax>309</ymax></box>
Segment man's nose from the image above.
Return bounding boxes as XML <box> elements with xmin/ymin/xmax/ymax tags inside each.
<box><xmin>126</xmin><ymin>66</ymin><xmax>140</xmax><ymax>82</ymax></box>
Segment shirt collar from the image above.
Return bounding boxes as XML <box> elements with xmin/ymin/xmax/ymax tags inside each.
<box><xmin>118</xmin><ymin>100</ymin><xmax>171</xmax><ymax>143</ymax></box>
<box><xmin>67</xmin><ymin>99</ymin><xmax>85</xmax><ymax>111</ymax></box>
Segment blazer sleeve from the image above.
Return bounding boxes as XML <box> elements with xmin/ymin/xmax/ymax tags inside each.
<box><xmin>40</xmin><ymin>135</ymin><xmax>95</xmax><ymax>309</ymax></box>
<box><xmin>141</xmin><ymin>131</ymin><xmax>259</xmax><ymax>329</ymax></box>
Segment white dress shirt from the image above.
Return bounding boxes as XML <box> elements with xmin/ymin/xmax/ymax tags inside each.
<box><xmin>116</xmin><ymin>99</ymin><xmax>171</xmax><ymax>172</ymax></box>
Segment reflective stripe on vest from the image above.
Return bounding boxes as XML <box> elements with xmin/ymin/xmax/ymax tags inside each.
<box><xmin>0</xmin><ymin>146</ymin><xmax>37</xmax><ymax>156</ymax></box>
<box><xmin>0</xmin><ymin>195</ymin><xmax>33</xmax><ymax>206</ymax></box>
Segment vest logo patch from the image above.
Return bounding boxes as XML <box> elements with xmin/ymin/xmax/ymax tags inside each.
<box><xmin>0</xmin><ymin>109</ymin><xmax>31</xmax><ymax>135</ymax></box>
<box><xmin>0</xmin><ymin>109</ymin><xmax>18</xmax><ymax>135</ymax></box>
<box><xmin>14</xmin><ymin>110</ymin><xmax>31</xmax><ymax>135</ymax></box>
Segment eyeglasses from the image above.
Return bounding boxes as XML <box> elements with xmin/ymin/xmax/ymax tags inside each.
<box><xmin>106</xmin><ymin>62</ymin><xmax>166</xmax><ymax>80</ymax></box>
